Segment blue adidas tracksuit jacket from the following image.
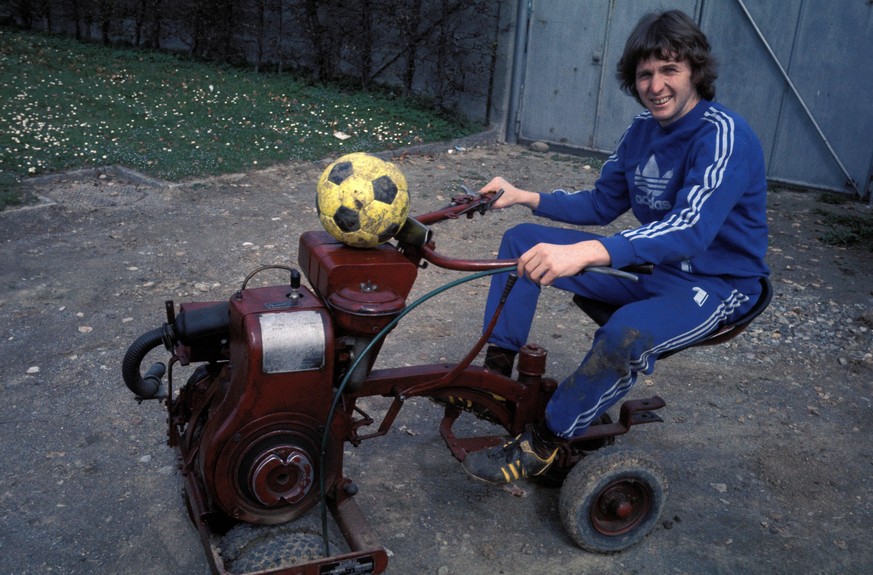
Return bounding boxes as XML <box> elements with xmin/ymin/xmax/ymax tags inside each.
<box><xmin>484</xmin><ymin>99</ymin><xmax>770</xmax><ymax>437</ymax></box>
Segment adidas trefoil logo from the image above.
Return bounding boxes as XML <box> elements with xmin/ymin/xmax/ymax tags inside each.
<box><xmin>634</xmin><ymin>155</ymin><xmax>673</xmax><ymax>210</ymax></box>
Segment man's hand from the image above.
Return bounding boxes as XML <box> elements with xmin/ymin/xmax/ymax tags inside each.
<box><xmin>480</xmin><ymin>177</ymin><xmax>540</xmax><ymax>210</ymax></box>
<box><xmin>518</xmin><ymin>240</ymin><xmax>611</xmax><ymax>286</ymax></box>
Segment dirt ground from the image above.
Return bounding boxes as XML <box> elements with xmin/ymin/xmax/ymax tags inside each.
<box><xmin>1</xmin><ymin>141</ymin><xmax>871</xmax><ymax>575</ymax></box>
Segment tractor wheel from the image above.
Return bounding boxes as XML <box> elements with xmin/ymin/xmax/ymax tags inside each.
<box><xmin>219</xmin><ymin>513</ymin><xmax>348</xmax><ymax>573</ymax></box>
<box><xmin>559</xmin><ymin>447</ymin><xmax>667</xmax><ymax>553</ymax></box>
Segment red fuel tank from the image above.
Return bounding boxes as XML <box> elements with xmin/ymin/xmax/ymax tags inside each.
<box><xmin>298</xmin><ymin>231</ymin><xmax>418</xmax><ymax>335</ymax></box>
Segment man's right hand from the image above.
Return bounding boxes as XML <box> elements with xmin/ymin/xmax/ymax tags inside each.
<box><xmin>480</xmin><ymin>177</ymin><xmax>541</xmax><ymax>210</ymax></box>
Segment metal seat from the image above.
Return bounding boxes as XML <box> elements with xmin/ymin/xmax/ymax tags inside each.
<box><xmin>572</xmin><ymin>276</ymin><xmax>773</xmax><ymax>360</ymax></box>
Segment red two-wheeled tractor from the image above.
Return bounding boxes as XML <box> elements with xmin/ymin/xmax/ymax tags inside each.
<box><xmin>123</xmin><ymin>190</ymin><xmax>770</xmax><ymax>574</ymax></box>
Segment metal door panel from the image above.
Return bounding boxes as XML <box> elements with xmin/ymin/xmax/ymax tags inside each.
<box><xmin>701</xmin><ymin>1</ymin><xmax>802</xmax><ymax>172</ymax></box>
<box><xmin>516</xmin><ymin>0</ymin><xmax>610</xmax><ymax>146</ymax></box>
<box><xmin>767</xmin><ymin>0</ymin><xmax>873</xmax><ymax>193</ymax></box>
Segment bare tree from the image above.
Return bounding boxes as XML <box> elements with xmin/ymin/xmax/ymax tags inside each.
<box><xmin>148</xmin><ymin>0</ymin><xmax>163</xmax><ymax>48</ymax></box>
<box><xmin>39</xmin><ymin>0</ymin><xmax>54</xmax><ymax>32</ymax></box>
<box><xmin>97</xmin><ymin>0</ymin><xmax>112</xmax><ymax>45</ymax></box>
<box><xmin>358</xmin><ymin>0</ymin><xmax>374</xmax><ymax>88</ymax></box>
<box><xmin>401</xmin><ymin>0</ymin><xmax>423</xmax><ymax>94</ymax></box>
<box><xmin>238</xmin><ymin>0</ymin><xmax>283</xmax><ymax>72</ymax></box>
<box><xmin>252</xmin><ymin>0</ymin><xmax>269</xmax><ymax>72</ymax></box>
<box><xmin>125</xmin><ymin>0</ymin><xmax>163</xmax><ymax>47</ymax></box>
<box><xmin>300</xmin><ymin>0</ymin><xmax>333</xmax><ymax>82</ymax></box>
<box><xmin>9</xmin><ymin>0</ymin><xmax>35</xmax><ymax>29</ymax></box>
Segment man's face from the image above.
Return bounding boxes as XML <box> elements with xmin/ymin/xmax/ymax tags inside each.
<box><xmin>635</xmin><ymin>55</ymin><xmax>701</xmax><ymax>126</ymax></box>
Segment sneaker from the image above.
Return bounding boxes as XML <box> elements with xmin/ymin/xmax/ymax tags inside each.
<box><xmin>462</xmin><ymin>424</ymin><xmax>559</xmax><ymax>484</ymax></box>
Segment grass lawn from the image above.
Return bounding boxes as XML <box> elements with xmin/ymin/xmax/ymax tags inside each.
<box><xmin>0</xmin><ymin>27</ymin><xmax>481</xmax><ymax>209</ymax></box>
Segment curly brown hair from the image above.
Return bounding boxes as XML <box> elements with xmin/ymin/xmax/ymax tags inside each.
<box><xmin>617</xmin><ymin>10</ymin><xmax>718</xmax><ymax>105</ymax></box>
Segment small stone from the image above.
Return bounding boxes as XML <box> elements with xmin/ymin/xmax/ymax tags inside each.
<box><xmin>521</xmin><ymin>543</ymin><xmax>534</xmax><ymax>555</ymax></box>
<box><xmin>26</xmin><ymin>366</ymin><xmax>40</xmax><ymax>374</ymax></box>
<box><xmin>530</xmin><ymin>141</ymin><xmax>549</xmax><ymax>153</ymax></box>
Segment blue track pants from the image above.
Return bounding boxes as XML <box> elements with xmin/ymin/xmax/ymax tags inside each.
<box><xmin>483</xmin><ymin>223</ymin><xmax>763</xmax><ymax>438</ymax></box>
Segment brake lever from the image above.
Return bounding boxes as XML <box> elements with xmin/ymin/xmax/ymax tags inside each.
<box><xmin>466</xmin><ymin>188</ymin><xmax>503</xmax><ymax>218</ymax></box>
<box><xmin>450</xmin><ymin>186</ymin><xmax>503</xmax><ymax>218</ymax></box>
<box><xmin>484</xmin><ymin>188</ymin><xmax>504</xmax><ymax>210</ymax></box>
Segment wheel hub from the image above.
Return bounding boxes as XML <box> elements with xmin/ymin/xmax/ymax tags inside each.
<box><xmin>591</xmin><ymin>478</ymin><xmax>651</xmax><ymax>535</ymax></box>
<box><xmin>249</xmin><ymin>446</ymin><xmax>314</xmax><ymax>507</ymax></box>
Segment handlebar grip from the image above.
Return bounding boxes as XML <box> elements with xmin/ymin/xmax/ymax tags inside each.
<box><xmin>621</xmin><ymin>263</ymin><xmax>654</xmax><ymax>275</ymax></box>
<box><xmin>584</xmin><ymin>263</ymin><xmax>654</xmax><ymax>282</ymax></box>
<box><xmin>584</xmin><ymin>266</ymin><xmax>639</xmax><ymax>281</ymax></box>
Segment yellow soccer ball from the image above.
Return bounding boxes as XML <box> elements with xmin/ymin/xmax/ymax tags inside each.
<box><xmin>316</xmin><ymin>153</ymin><xmax>410</xmax><ymax>248</ymax></box>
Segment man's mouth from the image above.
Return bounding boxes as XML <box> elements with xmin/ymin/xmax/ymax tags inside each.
<box><xmin>651</xmin><ymin>96</ymin><xmax>671</xmax><ymax>106</ymax></box>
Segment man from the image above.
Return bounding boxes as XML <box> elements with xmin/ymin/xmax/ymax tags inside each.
<box><xmin>463</xmin><ymin>10</ymin><xmax>769</xmax><ymax>484</ymax></box>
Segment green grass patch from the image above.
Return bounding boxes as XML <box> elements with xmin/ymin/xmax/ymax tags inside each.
<box><xmin>0</xmin><ymin>27</ymin><xmax>480</xmax><ymax>206</ymax></box>
<box><xmin>816</xmin><ymin>191</ymin><xmax>852</xmax><ymax>205</ymax></box>
<box><xmin>814</xmin><ymin>208</ymin><xmax>873</xmax><ymax>250</ymax></box>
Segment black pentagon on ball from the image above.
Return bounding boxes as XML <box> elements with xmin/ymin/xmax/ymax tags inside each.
<box><xmin>327</xmin><ymin>161</ymin><xmax>354</xmax><ymax>185</ymax></box>
<box><xmin>333</xmin><ymin>205</ymin><xmax>361</xmax><ymax>232</ymax></box>
<box><xmin>371</xmin><ymin>175</ymin><xmax>398</xmax><ymax>204</ymax></box>
<box><xmin>377</xmin><ymin>221</ymin><xmax>402</xmax><ymax>243</ymax></box>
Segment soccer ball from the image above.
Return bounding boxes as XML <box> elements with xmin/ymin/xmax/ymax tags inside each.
<box><xmin>316</xmin><ymin>152</ymin><xmax>410</xmax><ymax>248</ymax></box>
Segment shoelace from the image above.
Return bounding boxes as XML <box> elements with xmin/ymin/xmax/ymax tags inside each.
<box><xmin>487</xmin><ymin>436</ymin><xmax>525</xmax><ymax>463</ymax></box>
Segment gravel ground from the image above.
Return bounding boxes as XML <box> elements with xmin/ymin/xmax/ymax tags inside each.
<box><xmin>1</xmin><ymin>142</ymin><xmax>871</xmax><ymax>575</ymax></box>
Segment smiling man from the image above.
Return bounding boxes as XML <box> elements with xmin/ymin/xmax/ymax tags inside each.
<box><xmin>463</xmin><ymin>10</ymin><xmax>769</xmax><ymax>484</ymax></box>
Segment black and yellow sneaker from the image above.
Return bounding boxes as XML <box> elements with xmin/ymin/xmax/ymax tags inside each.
<box><xmin>462</xmin><ymin>424</ymin><xmax>560</xmax><ymax>484</ymax></box>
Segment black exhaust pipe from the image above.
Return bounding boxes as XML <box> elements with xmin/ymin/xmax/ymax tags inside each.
<box><xmin>122</xmin><ymin>302</ymin><xmax>230</xmax><ymax>399</ymax></box>
<box><xmin>122</xmin><ymin>327</ymin><xmax>169</xmax><ymax>399</ymax></box>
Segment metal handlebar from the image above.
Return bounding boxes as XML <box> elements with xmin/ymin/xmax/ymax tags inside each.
<box><xmin>397</xmin><ymin>189</ymin><xmax>654</xmax><ymax>281</ymax></box>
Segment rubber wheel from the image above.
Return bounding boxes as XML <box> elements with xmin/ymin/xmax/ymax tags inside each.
<box><xmin>559</xmin><ymin>447</ymin><xmax>667</xmax><ymax>553</ymax></box>
<box><xmin>219</xmin><ymin>515</ymin><xmax>348</xmax><ymax>573</ymax></box>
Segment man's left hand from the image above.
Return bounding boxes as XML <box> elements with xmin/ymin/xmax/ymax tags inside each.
<box><xmin>518</xmin><ymin>240</ymin><xmax>611</xmax><ymax>286</ymax></box>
